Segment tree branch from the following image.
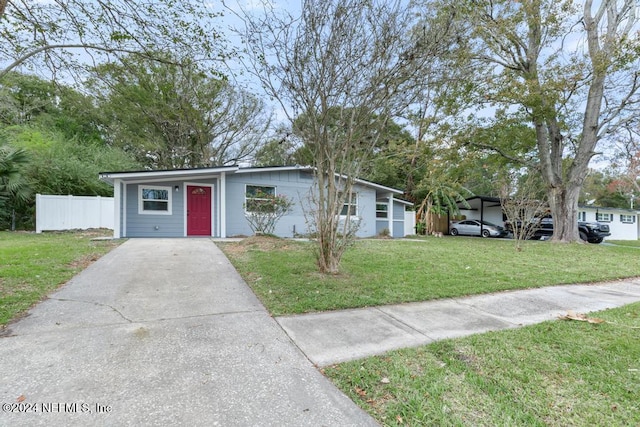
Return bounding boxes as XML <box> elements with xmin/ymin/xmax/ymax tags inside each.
<box><xmin>0</xmin><ymin>43</ymin><xmax>182</xmax><ymax>80</ymax></box>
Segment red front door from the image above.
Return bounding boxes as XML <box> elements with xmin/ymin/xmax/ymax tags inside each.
<box><xmin>187</xmin><ymin>185</ymin><xmax>212</xmax><ymax>236</ymax></box>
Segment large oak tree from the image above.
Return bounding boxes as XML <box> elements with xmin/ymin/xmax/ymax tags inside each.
<box><xmin>436</xmin><ymin>0</ymin><xmax>640</xmax><ymax>242</ymax></box>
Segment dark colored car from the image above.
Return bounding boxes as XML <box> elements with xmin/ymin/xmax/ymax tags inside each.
<box><xmin>505</xmin><ymin>217</ymin><xmax>611</xmax><ymax>243</ymax></box>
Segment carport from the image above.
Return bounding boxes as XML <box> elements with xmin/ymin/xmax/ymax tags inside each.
<box><xmin>453</xmin><ymin>196</ymin><xmax>504</xmax><ymax>235</ymax></box>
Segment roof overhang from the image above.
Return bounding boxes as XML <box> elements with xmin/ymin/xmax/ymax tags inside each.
<box><xmin>99</xmin><ymin>166</ymin><xmax>239</xmax><ymax>185</ymax></box>
<box><xmin>98</xmin><ymin>164</ymin><xmax>405</xmax><ymax>195</ymax></box>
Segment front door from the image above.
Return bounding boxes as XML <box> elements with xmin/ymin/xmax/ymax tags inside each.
<box><xmin>187</xmin><ymin>185</ymin><xmax>212</xmax><ymax>236</ymax></box>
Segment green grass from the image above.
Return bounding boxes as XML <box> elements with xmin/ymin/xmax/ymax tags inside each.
<box><xmin>219</xmin><ymin>236</ymin><xmax>640</xmax><ymax>316</ymax></box>
<box><xmin>0</xmin><ymin>230</ymin><xmax>121</xmax><ymax>326</ymax></box>
<box><xmin>324</xmin><ymin>302</ymin><xmax>640</xmax><ymax>426</ymax></box>
<box><xmin>608</xmin><ymin>239</ymin><xmax>640</xmax><ymax>247</ymax></box>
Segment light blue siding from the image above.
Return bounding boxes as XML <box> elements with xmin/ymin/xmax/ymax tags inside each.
<box><xmin>226</xmin><ymin>170</ymin><xmax>313</xmax><ymax>237</ymax></box>
<box><xmin>375</xmin><ymin>221</ymin><xmax>389</xmax><ymax>236</ymax></box>
<box><xmin>123</xmin><ymin>179</ymin><xmax>217</xmax><ymax>237</ymax></box>
<box><xmin>112</xmin><ymin>167</ymin><xmax>405</xmax><ymax>238</ymax></box>
<box><xmin>124</xmin><ymin>181</ymin><xmax>184</xmax><ymax>237</ymax></box>
<box><xmin>226</xmin><ymin>170</ymin><xmax>378</xmax><ymax>238</ymax></box>
<box><xmin>375</xmin><ymin>199</ymin><xmax>409</xmax><ymax>238</ymax></box>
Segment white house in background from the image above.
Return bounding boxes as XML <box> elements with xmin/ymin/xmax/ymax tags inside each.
<box><xmin>455</xmin><ymin>196</ymin><xmax>640</xmax><ymax>240</ymax></box>
<box><xmin>578</xmin><ymin>205</ymin><xmax>640</xmax><ymax>240</ymax></box>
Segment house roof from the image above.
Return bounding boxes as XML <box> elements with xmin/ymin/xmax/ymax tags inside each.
<box><xmin>579</xmin><ymin>205</ymin><xmax>639</xmax><ymax>214</ymax></box>
<box><xmin>98</xmin><ymin>165</ymin><xmax>239</xmax><ymax>184</ymax></box>
<box><xmin>98</xmin><ymin>165</ymin><xmax>405</xmax><ymax>195</ymax></box>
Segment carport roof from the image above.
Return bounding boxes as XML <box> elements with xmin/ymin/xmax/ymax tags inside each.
<box><xmin>458</xmin><ymin>196</ymin><xmax>503</xmax><ymax>210</ymax></box>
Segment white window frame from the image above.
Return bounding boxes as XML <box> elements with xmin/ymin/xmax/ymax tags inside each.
<box><xmin>245</xmin><ymin>185</ymin><xmax>277</xmax><ymax>213</ymax></box>
<box><xmin>620</xmin><ymin>214</ymin><xmax>636</xmax><ymax>224</ymax></box>
<box><xmin>596</xmin><ymin>212</ymin><xmax>613</xmax><ymax>222</ymax></box>
<box><xmin>376</xmin><ymin>202</ymin><xmax>389</xmax><ymax>219</ymax></box>
<box><xmin>138</xmin><ymin>185</ymin><xmax>172</xmax><ymax>215</ymax></box>
<box><xmin>339</xmin><ymin>192</ymin><xmax>358</xmax><ymax>217</ymax></box>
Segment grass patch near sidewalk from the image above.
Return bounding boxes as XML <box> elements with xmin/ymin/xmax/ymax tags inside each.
<box><xmin>219</xmin><ymin>236</ymin><xmax>640</xmax><ymax>316</ymax></box>
<box><xmin>324</xmin><ymin>302</ymin><xmax>640</xmax><ymax>426</ymax></box>
<box><xmin>0</xmin><ymin>230</ymin><xmax>121</xmax><ymax>326</ymax></box>
<box><xmin>608</xmin><ymin>240</ymin><xmax>640</xmax><ymax>247</ymax></box>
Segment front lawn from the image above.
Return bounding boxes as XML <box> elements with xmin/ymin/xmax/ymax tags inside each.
<box><xmin>325</xmin><ymin>302</ymin><xmax>640</xmax><ymax>426</ymax></box>
<box><xmin>219</xmin><ymin>236</ymin><xmax>640</xmax><ymax>316</ymax></box>
<box><xmin>0</xmin><ymin>230</ymin><xmax>121</xmax><ymax>326</ymax></box>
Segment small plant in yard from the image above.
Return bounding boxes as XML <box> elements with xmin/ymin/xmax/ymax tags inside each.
<box><xmin>377</xmin><ymin>228</ymin><xmax>391</xmax><ymax>238</ymax></box>
<box><xmin>243</xmin><ymin>190</ymin><xmax>293</xmax><ymax>235</ymax></box>
<box><xmin>500</xmin><ymin>171</ymin><xmax>548</xmax><ymax>251</ymax></box>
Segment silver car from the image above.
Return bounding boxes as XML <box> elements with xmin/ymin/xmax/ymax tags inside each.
<box><xmin>450</xmin><ymin>220</ymin><xmax>507</xmax><ymax>238</ymax></box>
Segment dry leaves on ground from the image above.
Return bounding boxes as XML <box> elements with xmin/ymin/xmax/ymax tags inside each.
<box><xmin>558</xmin><ymin>310</ymin><xmax>605</xmax><ymax>324</ymax></box>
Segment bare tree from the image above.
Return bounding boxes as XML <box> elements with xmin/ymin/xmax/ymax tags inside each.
<box><xmin>1</xmin><ymin>0</ymin><xmax>228</xmax><ymax>81</ymax></box>
<box><xmin>235</xmin><ymin>0</ymin><xmax>433</xmax><ymax>273</ymax></box>
<box><xmin>500</xmin><ymin>172</ymin><xmax>549</xmax><ymax>251</ymax></box>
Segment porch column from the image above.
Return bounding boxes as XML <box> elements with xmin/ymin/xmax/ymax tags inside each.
<box><xmin>113</xmin><ymin>179</ymin><xmax>121</xmax><ymax>238</ymax></box>
<box><xmin>220</xmin><ymin>172</ymin><xmax>227</xmax><ymax>238</ymax></box>
<box><xmin>387</xmin><ymin>194</ymin><xmax>393</xmax><ymax>236</ymax></box>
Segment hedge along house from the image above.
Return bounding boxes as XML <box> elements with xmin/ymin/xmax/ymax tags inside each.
<box><xmin>98</xmin><ymin>165</ymin><xmax>410</xmax><ymax>239</ymax></box>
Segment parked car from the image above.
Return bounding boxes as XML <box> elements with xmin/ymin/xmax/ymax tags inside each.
<box><xmin>449</xmin><ymin>220</ymin><xmax>508</xmax><ymax>238</ymax></box>
<box><xmin>504</xmin><ymin>217</ymin><xmax>611</xmax><ymax>243</ymax></box>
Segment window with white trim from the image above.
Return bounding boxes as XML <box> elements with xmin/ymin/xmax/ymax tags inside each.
<box><xmin>596</xmin><ymin>212</ymin><xmax>613</xmax><ymax>222</ymax></box>
<box><xmin>339</xmin><ymin>192</ymin><xmax>358</xmax><ymax>216</ymax></box>
<box><xmin>376</xmin><ymin>203</ymin><xmax>388</xmax><ymax>219</ymax></box>
<box><xmin>578</xmin><ymin>211</ymin><xmax>586</xmax><ymax>221</ymax></box>
<box><xmin>620</xmin><ymin>214</ymin><xmax>636</xmax><ymax>223</ymax></box>
<box><xmin>138</xmin><ymin>186</ymin><xmax>172</xmax><ymax>215</ymax></box>
<box><xmin>245</xmin><ymin>185</ymin><xmax>276</xmax><ymax>212</ymax></box>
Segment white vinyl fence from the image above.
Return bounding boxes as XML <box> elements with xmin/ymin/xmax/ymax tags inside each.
<box><xmin>36</xmin><ymin>194</ymin><xmax>114</xmax><ymax>233</ymax></box>
<box><xmin>404</xmin><ymin>210</ymin><xmax>416</xmax><ymax>236</ymax></box>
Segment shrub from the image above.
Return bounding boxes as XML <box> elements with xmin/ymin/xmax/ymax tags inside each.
<box><xmin>244</xmin><ymin>191</ymin><xmax>294</xmax><ymax>235</ymax></box>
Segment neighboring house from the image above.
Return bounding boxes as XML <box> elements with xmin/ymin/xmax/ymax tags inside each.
<box><xmin>578</xmin><ymin>205</ymin><xmax>640</xmax><ymax>240</ymax></box>
<box><xmin>98</xmin><ymin>165</ymin><xmax>410</xmax><ymax>239</ymax></box>
<box><xmin>455</xmin><ymin>196</ymin><xmax>640</xmax><ymax>240</ymax></box>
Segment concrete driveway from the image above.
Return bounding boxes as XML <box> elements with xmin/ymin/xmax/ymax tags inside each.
<box><xmin>0</xmin><ymin>239</ymin><xmax>377</xmax><ymax>427</ymax></box>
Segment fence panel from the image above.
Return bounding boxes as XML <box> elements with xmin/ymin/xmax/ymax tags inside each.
<box><xmin>36</xmin><ymin>194</ymin><xmax>114</xmax><ymax>233</ymax></box>
<box><xmin>404</xmin><ymin>210</ymin><xmax>416</xmax><ymax>236</ymax></box>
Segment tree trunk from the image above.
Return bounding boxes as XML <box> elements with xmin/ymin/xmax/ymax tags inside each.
<box><xmin>548</xmin><ymin>184</ymin><xmax>582</xmax><ymax>243</ymax></box>
<box><xmin>0</xmin><ymin>0</ymin><xmax>7</xmax><ymax>20</ymax></box>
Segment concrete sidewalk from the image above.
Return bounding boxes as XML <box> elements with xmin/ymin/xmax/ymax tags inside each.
<box><xmin>277</xmin><ymin>279</ymin><xmax>640</xmax><ymax>367</ymax></box>
<box><xmin>0</xmin><ymin>239</ymin><xmax>377</xmax><ymax>427</ymax></box>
